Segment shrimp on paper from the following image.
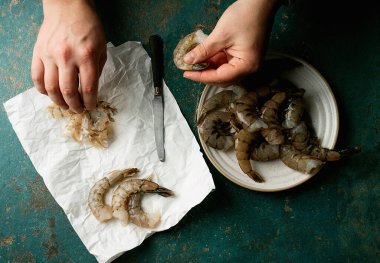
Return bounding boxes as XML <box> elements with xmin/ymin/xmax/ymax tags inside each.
<box><xmin>112</xmin><ymin>178</ymin><xmax>174</xmax><ymax>227</ymax></box>
<box><xmin>173</xmin><ymin>29</ymin><xmax>209</xmax><ymax>71</ymax></box>
<box><xmin>88</xmin><ymin>168</ymin><xmax>139</xmax><ymax>222</ymax></box>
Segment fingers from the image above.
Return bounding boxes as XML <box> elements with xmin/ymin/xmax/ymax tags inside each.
<box><xmin>44</xmin><ymin>61</ymin><xmax>68</xmax><ymax>109</ymax></box>
<box><xmin>183</xmin><ymin>34</ymin><xmax>225</xmax><ymax>65</ymax></box>
<box><xmin>79</xmin><ymin>62</ymin><xmax>98</xmax><ymax>110</ymax></box>
<box><xmin>31</xmin><ymin>53</ymin><xmax>47</xmax><ymax>95</ymax></box>
<box><xmin>59</xmin><ymin>66</ymin><xmax>83</xmax><ymax>113</ymax></box>
<box><xmin>183</xmin><ymin>57</ymin><xmax>251</xmax><ymax>84</ymax></box>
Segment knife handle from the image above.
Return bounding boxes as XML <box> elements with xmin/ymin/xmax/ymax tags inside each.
<box><xmin>149</xmin><ymin>35</ymin><xmax>164</xmax><ymax>95</ymax></box>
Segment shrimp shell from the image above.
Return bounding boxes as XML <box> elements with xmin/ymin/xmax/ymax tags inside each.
<box><xmin>251</xmin><ymin>143</ymin><xmax>280</xmax><ymax>161</ymax></box>
<box><xmin>112</xmin><ymin>179</ymin><xmax>174</xmax><ymax>226</ymax></box>
<box><xmin>282</xmin><ymin>90</ymin><xmax>305</xmax><ymax>129</ymax></box>
<box><xmin>173</xmin><ymin>30</ymin><xmax>209</xmax><ymax>71</ymax></box>
<box><xmin>88</xmin><ymin>168</ymin><xmax>139</xmax><ymax>222</ymax></box>
<box><xmin>198</xmin><ymin>90</ymin><xmax>238</xmax><ymax>124</ymax></box>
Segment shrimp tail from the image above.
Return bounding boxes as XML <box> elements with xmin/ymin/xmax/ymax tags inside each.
<box><xmin>247</xmin><ymin>171</ymin><xmax>265</xmax><ymax>183</ymax></box>
<box><xmin>339</xmin><ymin>146</ymin><xmax>361</xmax><ymax>157</ymax></box>
<box><xmin>151</xmin><ymin>187</ymin><xmax>175</xmax><ymax>197</ymax></box>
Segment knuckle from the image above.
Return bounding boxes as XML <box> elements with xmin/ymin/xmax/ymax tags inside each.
<box><xmin>79</xmin><ymin>45</ymin><xmax>96</xmax><ymax>63</ymax></box>
<box><xmin>31</xmin><ymin>72</ymin><xmax>43</xmax><ymax>84</ymax></box>
<box><xmin>55</xmin><ymin>44</ymin><xmax>72</xmax><ymax>63</ymax></box>
<box><xmin>81</xmin><ymin>85</ymin><xmax>95</xmax><ymax>94</ymax></box>
<box><xmin>197</xmin><ymin>43</ymin><xmax>209</xmax><ymax>58</ymax></box>
<box><xmin>61</xmin><ymin>87</ymin><xmax>76</xmax><ymax>97</ymax></box>
<box><xmin>45</xmin><ymin>85</ymin><xmax>60</xmax><ymax>94</ymax></box>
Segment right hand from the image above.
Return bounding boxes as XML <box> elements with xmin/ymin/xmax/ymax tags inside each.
<box><xmin>183</xmin><ymin>0</ymin><xmax>280</xmax><ymax>86</ymax></box>
<box><xmin>31</xmin><ymin>0</ymin><xmax>107</xmax><ymax>113</ymax></box>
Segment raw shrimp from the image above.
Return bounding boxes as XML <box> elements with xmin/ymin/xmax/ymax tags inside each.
<box><xmin>306</xmin><ymin>145</ymin><xmax>361</xmax><ymax>161</ymax></box>
<box><xmin>233</xmin><ymin>90</ymin><xmax>268</xmax><ymax>133</ymax></box>
<box><xmin>280</xmin><ymin>145</ymin><xmax>324</xmax><ymax>175</ymax></box>
<box><xmin>128</xmin><ymin>193</ymin><xmax>160</xmax><ymax>228</ymax></box>
<box><xmin>198</xmin><ymin>111</ymin><xmax>235</xmax><ymax>151</ymax></box>
<box><xmin>288</xmin><ymin>121</ymin><xmax>310</xmax><ymax>151</ymax></box>
<box><xmin>88</xmin><ymin>168</ymin><xmax>139</xmax><ymax>222</ymax></box>
<box><xmin>251</xmin><ymin>143</ymin><xmax>280</xmax><ymax>161</ymax></box>
<box><xmin>282</xmin><ymin>89</ymin><xmax>305</xmax><ymax>129</ymax></box>
<box><xmin>112</xmin><ymin>179</ymin><xmax>174</xmax><ymax>226</ymax></box>
<box><xmin>173</xmin><ymin>29</ymin><xmax>209</xmax><ymax>71</ymax></box>
<box><xmin>260</xmin><ymin>91</ymin><xmax>287</xmax><ymax>145</ymax></box>
<box><xmin>235</xmin><ymin>130</ymin><xmax>264</xmax><ymax>182</ymax></box>
<box><xmin>198</xmin><ymin>90</ymin><xmax>238</xmax><ymax>124</ymax></box>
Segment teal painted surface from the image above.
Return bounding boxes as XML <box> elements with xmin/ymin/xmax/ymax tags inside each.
<box><xmin>0</xmin><ymin>0</ymin><xmax>379</xmax><ymax>262</ymax></box>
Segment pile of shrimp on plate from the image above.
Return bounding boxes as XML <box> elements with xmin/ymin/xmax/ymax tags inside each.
<box><xmin>197</xmin><ymin>80</ymin><xmax>360</xmax><ymax>183</ymax></box>
<box><xmin>88</xmin><ymin>168</ymin><xmax>174</xmax><ymax>228</ymax></box>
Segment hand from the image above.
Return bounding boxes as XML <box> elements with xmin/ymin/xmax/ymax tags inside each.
<box><xmin>31</xmin><ymin>0</ymin><xmax>106</xmax><ymax>112</ymax></box>
<box><xmin>183</xmin><ymin>0</ymin><xmax>280</xmax><ymax>86</ymax></box>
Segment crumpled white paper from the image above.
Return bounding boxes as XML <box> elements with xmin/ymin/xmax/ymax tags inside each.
<box><xmin>4</xmin><ymin>42</ymin><xmax>215</xmax><ymax>263</ymax></box>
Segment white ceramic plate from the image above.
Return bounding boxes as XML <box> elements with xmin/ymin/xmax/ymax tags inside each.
<box><xmin>197</xmin><ymin>53</ymin><xmax>339</xmax><ymax>192</ymax></box>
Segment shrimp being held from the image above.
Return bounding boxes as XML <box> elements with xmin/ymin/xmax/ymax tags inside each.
<box><xmin>235</xmin><ymin>130</ymin><xmax>264</xmax><ymax>182</ymax></box>
<box><xmin>88</xmin><ymin>168</ymin><xmax>139</xmax><ymax>222</ymax></box>
<box><xmin>173</xmin><ymin>30</ymin><xmax>209</xmax><ymax>71</ymax></box>
<box><xmin>112</xmin><ymin>179</ymin><xmax>174</xmax><ymax>226</ymax></box>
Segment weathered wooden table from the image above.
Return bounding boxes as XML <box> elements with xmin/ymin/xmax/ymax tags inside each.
<box><xmin>1</xmin><ymin>0</ymin><xmax>379</xmax><ymax>262</ymax></box>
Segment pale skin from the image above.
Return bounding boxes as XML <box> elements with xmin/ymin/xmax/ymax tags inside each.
<box><xmin>31</xmin><ymin>0</ymin><xmax>279</xmax><ymax>110</ymax></box>
<box><xmin>31</xmin><ymin>0</ymin><xmax>106</xmax><ymax>113</ymax></box>
<box><xmin>183</xmin><ymin>0</ymin><xmax>280</xmax><ymax>85</ymax></box>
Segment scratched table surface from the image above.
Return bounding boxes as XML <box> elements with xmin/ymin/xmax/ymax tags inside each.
<box><xmin>1</xmin><ymin>0</ymin><xmax>379</xmax><ymax>262</ymax></box>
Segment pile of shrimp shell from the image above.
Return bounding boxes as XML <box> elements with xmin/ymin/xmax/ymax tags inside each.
<box><xmin>88</xmin><ymin>168</ymin><xmax>174</xmax><ymax>228</ymax></box>
<box><xmin>47</xmin><ymin>101</ymin><xmax>117</xmax><ymax>148</ymax></box>
<box><xmin>198</xmin><ymin>80</ymin><xmax>360</xmax><ymax>183</ymax></box>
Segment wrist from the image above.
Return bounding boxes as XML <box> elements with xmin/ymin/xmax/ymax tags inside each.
<box><xmin>42</xmin><ymin>0</ymin><xmax>94</xmax><ymax>17</ymax></box>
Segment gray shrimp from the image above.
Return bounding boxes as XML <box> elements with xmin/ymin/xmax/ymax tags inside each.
<box><xmin>260</xmin><ymin>91</ymin><xmax>287</xmax><ymax>145</ymax></box>
<box><xmin>198</xmin><ymin>111</ymin><xmax>235</xmax><ymax>151</ymax></box>
<box><xmin>235</xmin><ymin>130</ymin><xmax>265</xmax><ymax>182</ymax></box>
<box><xmin>88</xmin><ymin>168</ymin><xmax>139</xmax><ymax>222</ymax></box>
<box><xmin>112</xmin><ymin>179</ymin><xmax>174</xmax><ymax>226</ymax></box>
<box><xmin>282</xmin><ymin>89</ymin><xmax>305</xmax><ymax>129</ymax></box>
<box><xmin>198</xmin><ymin>90</ymin><xmax>238</xmax><ymax>124</ymax></box>
<box><xmin>306</xmin><ymin>145</ymin><xmax>361</xmax><ymax>161</ymax></box>
<box><xmin>280</xmin><ymin>145</ymin><xmax>324</xmax><ymax>175</ymax></box>
<box><xmin>233</xmin><ymin>89</ymin><xmax>269</xmax><ymax>133</ymax></box>
<box><xmin>288</xmin><ymin>121</ymin><xmax>310</xmax><ymax>151</ymax></box>
<box><xmin>251</xmin><ymin>143</ymin><xmax>280</xmax><ymax>162</ymax></box>
<box><xmin>173</xmin><ymin>29</ymin><xmax>209</xmax><ymax>71</ymax></box>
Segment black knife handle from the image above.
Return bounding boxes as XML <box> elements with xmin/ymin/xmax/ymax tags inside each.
<box><xmin>149</xmin><ymin>35</ymin><xmax>164</xmax><ymax>95</ymax></box>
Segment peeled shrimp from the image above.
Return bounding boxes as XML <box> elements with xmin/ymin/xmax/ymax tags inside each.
<box><xmin>88</xmin><ymin>168</ymin><xmax>139</xmax><ymax>222</ymax></box>
<box><xmin>198</xmin><ymin>111</ymin><xmax>235</xmax><ymax>151</ymax></box>
<box><xmin>280</xmin><ymin>145</ymin><xmax>324</xmax><ymax>175</ymax></box>
<box><xmin>112</xmin><ymin>179</ymin><xmax>174</xmax><ymax>226</ymax></box>
<box><xmin>198</xmin><ymin>90</ymin><xmax>238</xmax><ymax>124</ymax></box>
<box><xmin>235</xmin><ymin>130</ymin><xmax>264</xmax><ymax>183</ymax></box>
<box><xmin>260</xmin><ymin>91</ymin><xmax>287</xmax><ymax>145</ymax></box>
<box><xmin>173</xmin><ymin>29</ymin><xmax>209</xmax><ymax>71</ymax></box>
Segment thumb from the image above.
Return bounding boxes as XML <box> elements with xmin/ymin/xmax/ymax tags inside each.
<box><xmin>183</xmin><ymin>35</ymin><xmax>224</xmax><ymax>65</ymax></box>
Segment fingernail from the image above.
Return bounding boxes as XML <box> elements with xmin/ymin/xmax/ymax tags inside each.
<box><xmin>183</xmin><ymin>51</ymin><xmax>195</xmax><ymax>64</ymax></box>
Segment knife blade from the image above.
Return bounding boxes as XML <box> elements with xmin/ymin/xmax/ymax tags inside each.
<box><xmin>149</xmin><ymin>35</ymin><xmax>165</xmax><ymax>162</ymax></box>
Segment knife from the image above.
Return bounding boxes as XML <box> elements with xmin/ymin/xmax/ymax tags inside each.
<box><xmin>149</xmin><ymin>35</ymin><xmax>165</xmax><ymax>162</ymax></box>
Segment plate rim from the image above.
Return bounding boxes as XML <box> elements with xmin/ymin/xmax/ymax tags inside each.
<box><xmin>197</xmin><ymin>52</ymin><xmax>340</xmax><ymax>192</ymax></box>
